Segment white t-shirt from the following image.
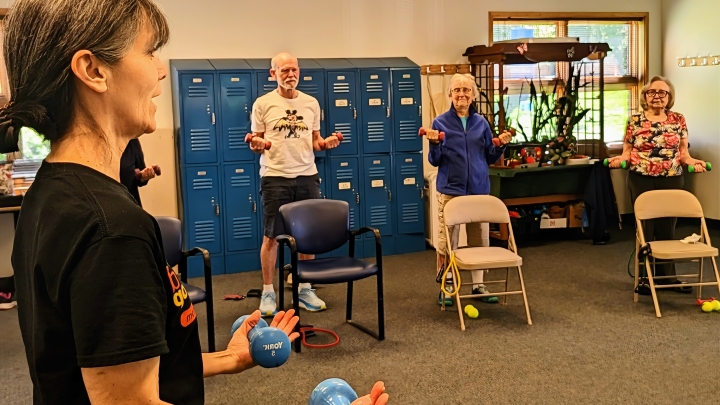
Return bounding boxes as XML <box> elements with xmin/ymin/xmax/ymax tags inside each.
<box><xmin>251</xmin><ymin>90</ymin><xmax>320</xmax><ymax>178</ymax></box>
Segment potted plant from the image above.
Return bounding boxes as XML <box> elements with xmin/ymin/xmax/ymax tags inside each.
<box><xmin>546</xmin><ymin>62</ymin><xmax>591</xmax><ymax>165</ymax></box>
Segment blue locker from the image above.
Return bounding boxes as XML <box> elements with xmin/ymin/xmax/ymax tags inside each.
<box><xmin>328</xmin><ymin>157</ymin><xmax>364</xmax><ymax>256</ymax></box>
<box><xmin>394</xmin><ymin>153</ymin><xmax>424</xmax><ymax>234</ymax></box>
<box><xmin>183</xmin><ymin>165</ymin><xmax>223</xmax><ymax>254</ymax></box>
<box><xmin>298</xmin><ymin>59</ymin><xmax>328</xmax><ymax>157</ymax></box>
<box><xmin>222</xmin><ymin>163</ymin><xmax>259</xmax><ymax>252</ymax></box>
<box><xmin>362</xmin><ymin>155</ymin><xmax>393</xmax><ymax>239</ymax></box>
<box><xmin>317</xmin><ymin>59</ymin><xmax>358</xmax><ymax>156</ymax></box>
<box><xmin>179</xmin><ymin>73</ymin><xmax>218</xmax><ymax>164</ymax></box>
<box><xmin>315</xmin><ymin>157</ymin><xmax>328</xmax><ymax>199</ymax></box>
<box><xmin>384</xmin><ymin>58</ymin><xmax>422</xmax><ymax>152</ymax></box>
<box><xmin>210</xmin><ymin>59</ymin><xmax>254</xmax><ymax>162</ymax></box>
<box><xmin>245</xmin><ymin>58</ymin><xmax>274</xmax><ymax>99</ymax></box>
<box><xmin>348</xmin><ymin>59</ymin><xmax>392</xmax><ymax>154</ymax></box>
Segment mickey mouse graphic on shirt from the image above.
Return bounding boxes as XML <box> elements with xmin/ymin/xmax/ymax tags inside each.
<box><xmin>273</xmin><ymin>109</ymin><xmax>309</xmax><ymax>138</ymax></box>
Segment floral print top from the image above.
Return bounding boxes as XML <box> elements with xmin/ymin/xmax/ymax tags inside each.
<box><xmin>624</xmin><ymin>111</ymin><xmax>687</xmax><ymax>177</ymax></box>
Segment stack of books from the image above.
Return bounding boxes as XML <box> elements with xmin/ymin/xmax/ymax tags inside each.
<box><xmin>10</xmin><ymin>159</ymin><xmax>42</xmax><ymax>196</ymax></box>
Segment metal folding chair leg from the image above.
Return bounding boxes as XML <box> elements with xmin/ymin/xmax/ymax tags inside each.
<box><xmin>712</xmin><ymin>257</ymin><xmax>720</xmax><ymax>298</ymax></box>
<box><xmin>698</xmin><ymin>258</ymin><xmax>704</xmax><ymax>300</ymax></box>
<box><xmin>503</xmin><ymin>267</ymin><xmax>510</xmax><ymax>306</ymax></box>
<box><xmin>517</xmin><ymin>265</ymin><xmax>532</xmax><ymax>325</ymax></box>
<box><xmin>453</xmin><ymin>274</ymin><xmax>465</xmax><ymax>331</ymax></box>
<box><xmin>645</xmin><ymin>257</ymin><xmax>662</xmax><ymax>318</ymax></box>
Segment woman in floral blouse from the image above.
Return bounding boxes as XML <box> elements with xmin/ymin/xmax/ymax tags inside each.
<box><xmin>608</xmin><ymin>76</ymin><xmax>707</xmax><ymax>294</ymax></box>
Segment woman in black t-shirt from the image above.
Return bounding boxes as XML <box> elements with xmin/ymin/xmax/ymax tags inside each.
<box><xmin>0</xmin><ymin>1</ymin><xmax>389</xmax><ymax>404</ymax></box>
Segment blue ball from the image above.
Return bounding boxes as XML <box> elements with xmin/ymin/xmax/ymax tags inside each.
<box><xmin>249</xmin><ymin>327</ymin><xmax>291</xmax><ymax>368</ymax></box>
<box><xmin>230</xmin><ymin>315</ymin><xmax>268</xmax><ymax>340</ymax></box>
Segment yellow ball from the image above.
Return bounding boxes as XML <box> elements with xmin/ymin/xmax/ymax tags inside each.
<box><xmin>712</xmin><ymin>300</ymin><xmax>720</xmax><ymax>311</ymax></box>
<box><xmin>702</xmin><ymin>302</ymin><xmax>714</xmax><ymax>313</ymax></box>
<box><xmin>464</xmin><ymin>305</ymin><xmax>479</xmax><ymax>319</ymax></box>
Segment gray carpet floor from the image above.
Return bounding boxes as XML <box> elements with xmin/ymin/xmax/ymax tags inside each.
<box><xmin>2</xmin><ymin>222</ymin><xmax>720</xmax><ymax>404</ymax></box>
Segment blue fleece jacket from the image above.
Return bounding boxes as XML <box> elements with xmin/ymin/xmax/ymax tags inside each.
<box><xmin>428</xmin><ymin>104</ymin><xmax>506</xmax><ymax>196</ymax></box>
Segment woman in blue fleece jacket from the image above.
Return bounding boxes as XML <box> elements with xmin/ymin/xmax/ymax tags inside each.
<box><xmin>427</xmin><ymin>73</ymin><xmax>513</xmax><ymax>306</ymax></box>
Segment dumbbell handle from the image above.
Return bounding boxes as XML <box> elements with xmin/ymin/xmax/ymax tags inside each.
<box><xmin>245</xmin><ymin>134</ymin><xmax>272</xmax><ymax>150</ymax></box>
<box><xmin>603</xmin><ymin>158</ymin><xmax>628</xmax><ymax>169</ymax></box>
<box><xmin>687</xmin><ymin>162</ymin><xmax>712</xmax><ymax>173</ymax></box>
<box><xmin>318</xmin><ymin>132</ymin><xmax>344</xmax><ymax>150</ymax></box>
<box><xmin>418</xmin><ymin>127</ymin><xmax>445</xmax><ymax>142</ymax></box>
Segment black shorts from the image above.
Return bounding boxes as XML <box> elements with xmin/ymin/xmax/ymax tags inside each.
<box><xmin>260</xmin><ymin>174</ymin><xmax>321</xmax><ymax>238</ymax></box>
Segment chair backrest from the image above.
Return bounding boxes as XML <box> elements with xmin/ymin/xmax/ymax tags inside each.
<box><xmin>279</xmin><ymin>199</ymin><xmax>350</xmax><ymax>255</ymax></box>
<box><xmin>443</xmin><ymin>195</ymin><xmax>510</xmax><ymax>226</ymax></box>
<box><xmin>155</xmin><ymin>216</ymin><xmax>183</xmax><ymax>267</ymax></box>
<box><xmin>634</xmin><ymin>189</ymin><xmax>703</xmax><ymax>220</ymax></box>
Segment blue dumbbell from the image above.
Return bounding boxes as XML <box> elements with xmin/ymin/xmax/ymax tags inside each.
<box><xmin>230</xmin><ymin>315</ymin><xmax>291</xmax><ymax>368</ymax></box>
<box><xmin>309</xmin><ymin>378</ymin><xmax>359</xmax><ymax>405</ymax></box>
<box><xmin>230</xmin><ymin>315</ymin><xmax>268</xmax><ymax>339</ymax></box>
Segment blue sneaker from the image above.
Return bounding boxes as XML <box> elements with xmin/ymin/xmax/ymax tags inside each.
<box><xmin>298</xmin><ymin>288</ymin><xmax>326</xmax><ymax>312</ymax></box>
<box><xmin>259</xmin><ymin>292</ymin><xmax>278</xmax><ymax>316</ymax></box>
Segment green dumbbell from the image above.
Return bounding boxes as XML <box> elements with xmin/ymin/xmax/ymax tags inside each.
<box><xmin>687</xmin><ymin>162</ymin><xmax>712</xmax><ymax>173</ymax></box>
<box><xmin>603</xmin><ymin>158</ymin><xmax>627</xmax><ymax>169</ymax></box>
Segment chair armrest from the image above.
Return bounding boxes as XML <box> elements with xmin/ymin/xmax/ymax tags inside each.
<box><xmin>351</xmin><ymin>227</ymin><xmax>382</xmax><ymax>243</ymax></box>
<box><xmin>181</xmin><ymin>248</ymin><xmax>212</xmax><ymax>277</ymax></box>
<box><xmin>276</xmin><ymin>234</ymin><xmax>298</xmax><ymax>254</ymax></box>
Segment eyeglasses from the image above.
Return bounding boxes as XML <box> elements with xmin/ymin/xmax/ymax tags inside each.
<box><xmin>451</xmin><ymin>88</ymin><xmax>473</xmax><ymax>95</ymax></box>
<box><xmin>646</xmin><ymin>90</ymin><xmax>669</xmax><ymax>98</ymax></box>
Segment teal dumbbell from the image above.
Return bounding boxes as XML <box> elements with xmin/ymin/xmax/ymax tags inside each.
<box><xmin>688</xmin><ymin>162</ymin><xmax>712</xmax><ymax>173</ymax></box>
<box><xmin>603</xmin><ymin>158</ymin><xmax>627</xmax><ymax>169</ymax></box>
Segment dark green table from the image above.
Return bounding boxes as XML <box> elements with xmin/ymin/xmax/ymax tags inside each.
<box><xmin>489</xmin><ymin>163</ymin><xmax>594</xmax><ymax>205</ymax></box>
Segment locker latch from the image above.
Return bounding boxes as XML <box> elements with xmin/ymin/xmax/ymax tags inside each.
<box><xmin>321</xmin><ymin>110</ymin><xmax>325</xmax><ymax>121</ymax></box>
<box><xmin>212</xmin><ymin>112</ymin><xmax>216</xmax><ymax>125</ymax></box>
<box><xmin>356</xmin><ymin>193</ymin><xmax>360</xmax><ymax>204</ymax></box>
<box><xmin>418</xmin><ymin>105</ymin><xmax>422</xmax><ymax>117</ymax></box>
<box><xmin>216</xmin><ymin>204</ymin><xmax>220</xmax><ymax>216</ymax></box>
<box><xmin>249</xmin><ymin>195</ymin><xmax>256</xmax><ymax>213</ymax></box>
<box><xmin>419</xmin><ymin>185</ymin><xmax>424</xmax><ymax>199</ymax></box>
<box><xmin>386</xmin><ymin>107</ymin><xmax>390</xmax><ymax>118</ymax></box>
<box><xmin>353</xmin><ymin>108</ymin><xmax>357</xmax><ymax>120</ymax></box>
<box><xmin>387</xmin><ymin>189</ymin><xmax>392</xmax><ymax>202</ymax></box>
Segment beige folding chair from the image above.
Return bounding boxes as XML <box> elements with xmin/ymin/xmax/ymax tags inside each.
<box><xmin>633</xmin><ymin>189</ymin><xmax>720</xmax><ymax>317</ymax></box>
<box><xmin>442</xmin><ymin>195</ymin><xmax>532</xmax><ymax>330</ymax></box>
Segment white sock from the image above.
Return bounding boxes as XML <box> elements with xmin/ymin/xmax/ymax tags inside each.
<box><xmin>298</xmin><ymin>283</ymin><xmax>312</xmax><ymax>290</ymax></box>
<box><xmin>472</xmin><ymin>270</ymin><xmax>485</xmax><ymax>286</ymax></box>
<box><xmin>263</xmin><ymin>284</ymin><xmax>274</xmax><ymax>294</ymax></box>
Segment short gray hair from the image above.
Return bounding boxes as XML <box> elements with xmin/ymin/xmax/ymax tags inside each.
<box><xmin>640</xmin><ymin>76</ymin><xmax>675</xmax><ymax>111</ymax></box>
<box><xmin>447</xmin><ymin>73</ymin><xmax>478</xmax><ymax>99</ymax></box>
<box><xmin>0</xmin><ymin>0</ymin><xmax>169</xmax><ymax>153</ymax></box>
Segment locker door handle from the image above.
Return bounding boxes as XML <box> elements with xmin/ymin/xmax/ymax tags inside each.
<box><xmin>387</xmin><ymin>190</ymin><xmax>392</xmax><ymax>202</ymax></box>
<box><xmin>386</xmin><ymin>107</ymin><xmax>390</xmax><ymax>118</ymax></box>
<box><xmin>321</xmin><ymin>110</ymin><xmax>325</xmax><ymax>121</ymax></box>
<box><xmin>212</xmin><ymin>112</ymin><xmax>216</xmax><ymax>125</ymax></box>
<box><xmin>419</xmin><ymin>188</ymin><xmax>424</xmax><ymax>199</ymax></box>
<box><xmin>253</xmin><ymin>202</ymin><xmax>257</xmax><ymax>213</ymax></box>
<box><xmin>356</xmin><ymin>193</ymin><xmax>360</xmax><ymax>204</ymax></box>
<box><xmin>418</xmin><ymin>106</ymin><xmax>422</xmax><ymax>117</ymax></box>
<box><xmin>353</xmin><ymin>108</ymin><xmax>357</xmax><ymax>120</ymax></box>
<box><xmin>215</xmin><ymin>204</ymin><xmax>220</xmax><ymax>216</ymax></box>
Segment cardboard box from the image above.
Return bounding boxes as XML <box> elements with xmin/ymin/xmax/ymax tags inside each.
<box><xmin>540</xmin><ymin>217</ymin><xmax>567</xmax><ymax>229</ymax></box>
<box><xmin>568</xmin><ymin>202</ymin><xmax>585</xmax><ymax>228</ymax></box>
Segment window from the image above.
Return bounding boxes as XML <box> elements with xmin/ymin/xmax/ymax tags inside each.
<box><xmin>490</xmin><ymin>13</ymin><xmax>648</xmax><ymax>143</ymax></box>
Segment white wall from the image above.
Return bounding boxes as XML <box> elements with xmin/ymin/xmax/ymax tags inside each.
<box><xmin>4</xmin><ymin>0</ymin><xmax>664</xmax><ymax>217</ymax></box>
<box><xmin>661</xmin><ymin>0</ymin><xmax>720</xmax><ymax>219</ymax></box>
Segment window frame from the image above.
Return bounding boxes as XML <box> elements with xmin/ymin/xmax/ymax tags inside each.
<box><xmin>489</xmin><ymin>12</ymin><xmax>648</xmax><ymax>102</ymax></box>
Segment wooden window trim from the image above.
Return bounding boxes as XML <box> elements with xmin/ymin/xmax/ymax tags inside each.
<box><xmin>489</xmin><ymin>12</ymin><xmax>649</xmax><ymax>85</ymax></box>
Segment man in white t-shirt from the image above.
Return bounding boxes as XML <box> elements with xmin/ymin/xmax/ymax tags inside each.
<box><xmin>248</xmin><ymin>52</ymin><xmax>341</xmax><ymax>316</ymax></box>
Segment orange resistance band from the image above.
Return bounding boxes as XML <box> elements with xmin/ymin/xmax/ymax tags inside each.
<box><xmin>299</xmin><ymin>326</ymin><xmax>340</xmax><ymax>349</ymax></box>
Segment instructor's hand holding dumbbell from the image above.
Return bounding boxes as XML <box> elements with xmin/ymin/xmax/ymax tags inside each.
<box><xmin>221</xmin><ymin>309</ymin><xmax>299</xmax><ymax>374</ymax></box>
<box><xmin>425</xmin><ymin>129</ymin><xmax>443</xmax><ymax>144</ymax></box>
